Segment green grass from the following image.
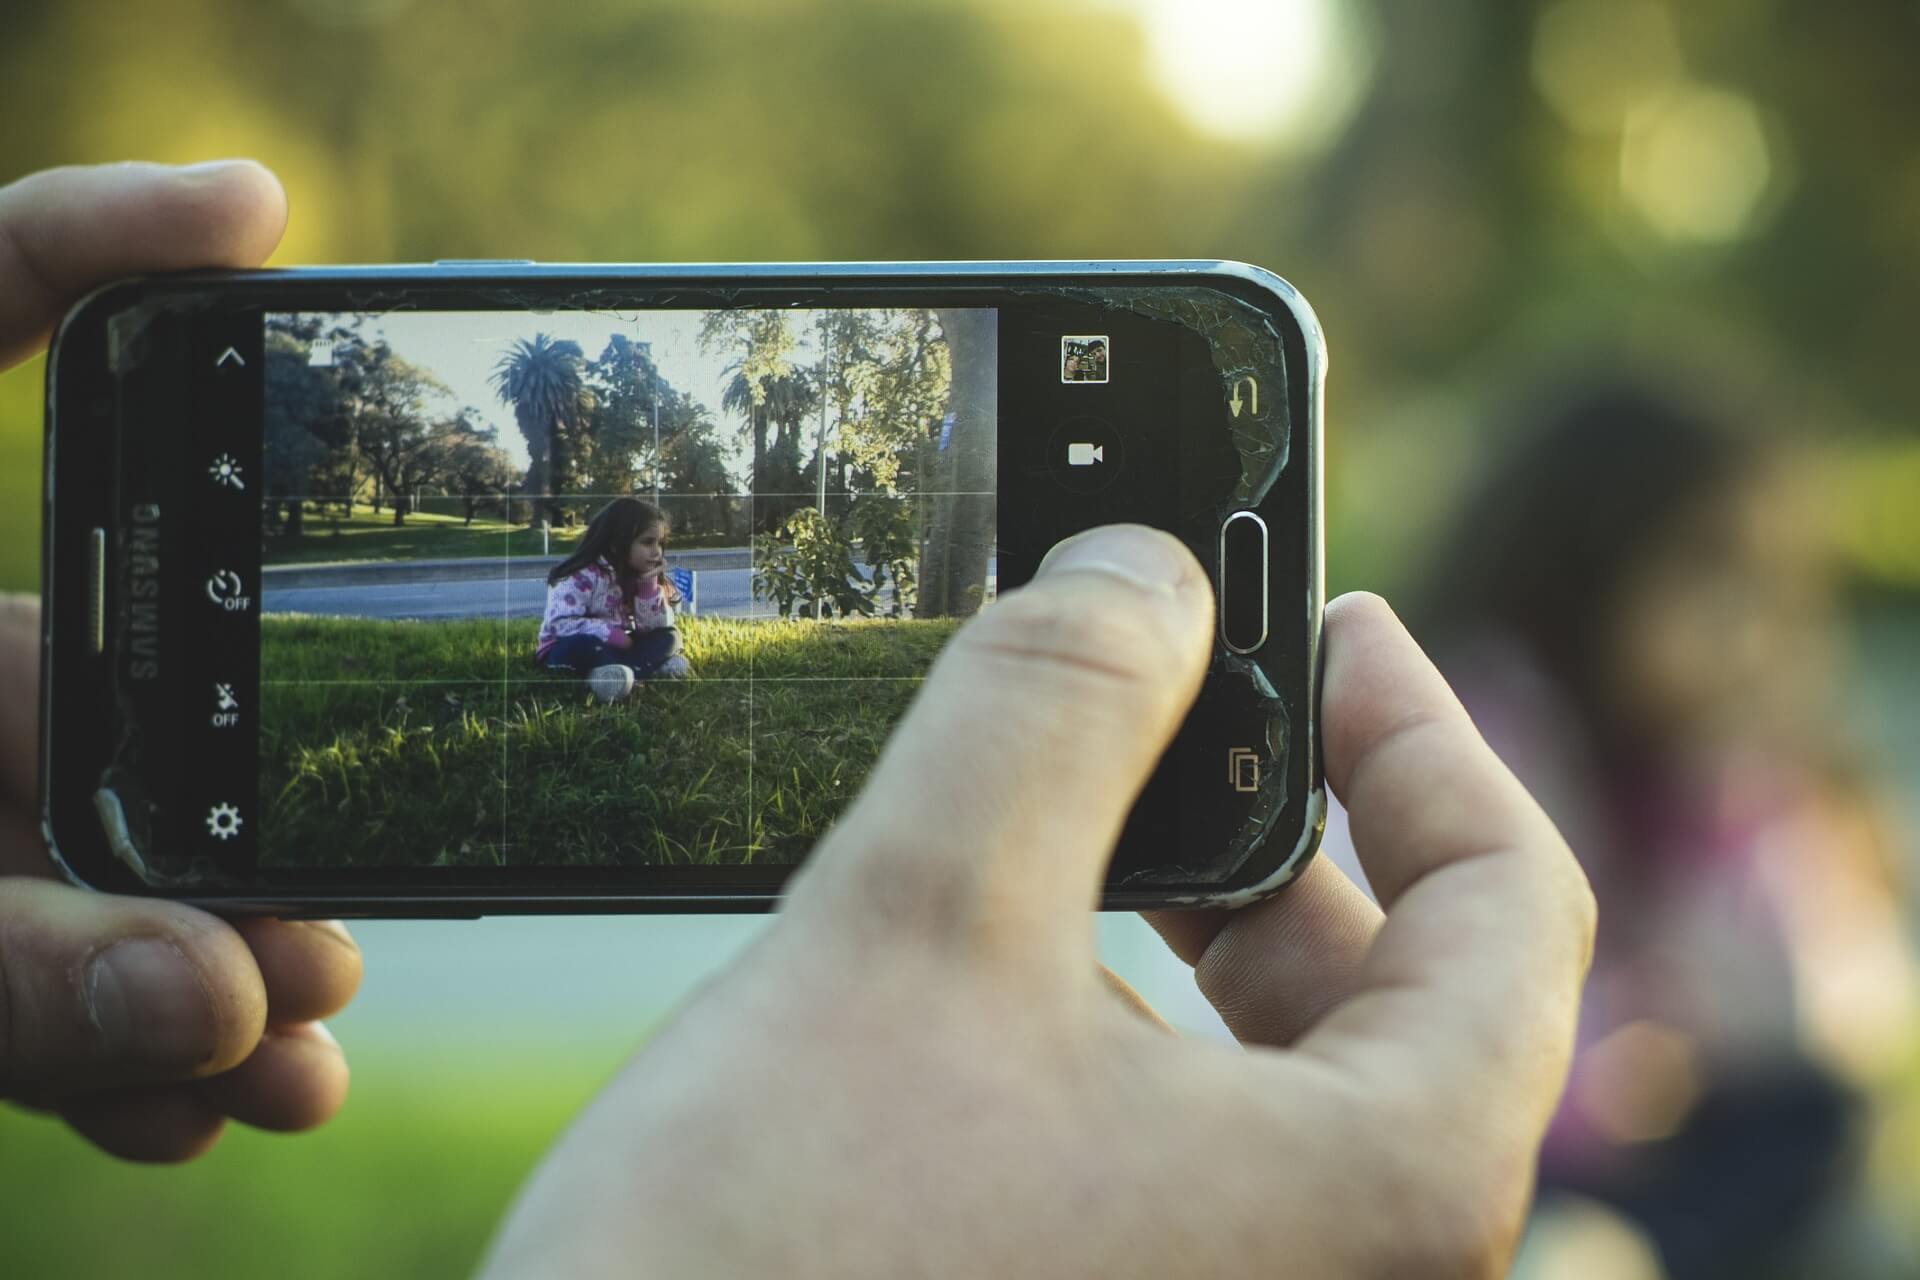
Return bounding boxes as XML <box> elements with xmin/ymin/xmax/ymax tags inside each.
<box><xmin>0</xmin><ymin>1047</ymin><xmax>626</xmax><ymax>1279</ymax></box>
<box><xmin>260</xmin><ymin>614</ymin><xmax>958</xmax><ymax>867</ymax></box>
<box><xmin>262</xmin><ymin>504</ymin><xmax>738</xmax><ymax>567</ymax></box>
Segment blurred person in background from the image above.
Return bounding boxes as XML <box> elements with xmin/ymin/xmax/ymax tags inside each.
<box><xmin>1405</xmin><ymin>377</ymin><xmax>1919</xmax><ymax>1279</ymax></box>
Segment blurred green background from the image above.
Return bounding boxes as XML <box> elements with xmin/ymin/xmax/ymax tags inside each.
<box><xmin>3</xmin><ymin>1</ymin><xmax>1917</xmax><ymax>1276</ymax></box>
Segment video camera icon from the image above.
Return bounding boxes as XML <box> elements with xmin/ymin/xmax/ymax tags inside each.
<box><xmin>1048</xmin><ymin>416</ymin><xmax>1123</xmax><ymax>493</ymax></box>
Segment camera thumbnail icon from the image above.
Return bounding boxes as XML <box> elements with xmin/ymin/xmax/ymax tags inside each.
<box><xmin>1067</xmin><ymin>441</ymin><xmax>1104</xmax><ymax>467</ymax></box>
<box><xmin>1061</xmin><ymin>335</ymin><xmax>1109</xmax><ymax>383</ymax></box>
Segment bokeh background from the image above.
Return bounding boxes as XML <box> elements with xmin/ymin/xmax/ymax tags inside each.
<box><xmin>3</xmin><ymin>1</ymin><xmax>1916</xmax><ymax>1276</ymax></box>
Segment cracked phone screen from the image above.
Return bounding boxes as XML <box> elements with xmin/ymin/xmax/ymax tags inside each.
<box><xmin>83</xmin><ymin>273</ymin><xmax>1313</xmax><ymax>900</ymax></box>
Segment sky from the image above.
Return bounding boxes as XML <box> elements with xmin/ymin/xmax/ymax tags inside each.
<box><xmin>303</xmin><ymin>308</ymin><xmax>846</xmax><ymax>477</ymax></box>
<box><xmin>330</xmin><ymin>309</ymin><xmax>739</xmax><ymax>472</ymax></box>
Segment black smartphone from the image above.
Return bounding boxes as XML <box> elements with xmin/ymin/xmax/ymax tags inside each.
<box><xmin>40</xmin><ymin>260</ymin><xmax>1324</xmax><ymax>916</ymax></box>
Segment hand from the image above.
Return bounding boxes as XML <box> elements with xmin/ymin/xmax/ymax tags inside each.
<box><xmin>479</xmin><ymin>526</ymin><xmax>1596</xmax><ymax>1278</ymax></box>
<box><xmin>0</xmin><ymin>161</ymin><xmax>361</xmax><ymax>1161</ymax></box>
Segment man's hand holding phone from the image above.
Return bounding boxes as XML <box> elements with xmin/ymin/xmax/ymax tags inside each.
<box><xmin>480</xmin><ymin>536</ymin><xmax>1597</xmax><ymax>1278</ymax></box>
<box><xmin>0</xmin><ymin>160</ymin><xmax>361</xmax><ymax>1161</ymax></box>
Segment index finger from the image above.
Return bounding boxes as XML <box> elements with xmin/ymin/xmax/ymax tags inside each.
<box><xmin>1297</xmin><ymin>594</ymin><xmax>1595</xmax><ymax>1126</ymax></box>
<box><xmin>0</xmin><ymin>159</ymin><xmax>287</xmax><ymax>370</ymax></box>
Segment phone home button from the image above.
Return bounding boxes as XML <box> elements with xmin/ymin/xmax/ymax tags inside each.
<box><xmin>1218</xmin><ymin>510</ymin><xmax>1268</xmax><ymax>654</ymax></box>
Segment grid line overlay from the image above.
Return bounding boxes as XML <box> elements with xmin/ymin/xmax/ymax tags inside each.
<box><xmin>259</xmin><ymin>304</ymin><xmax>1001</xmax><ymax>869</ymax></box>
<box><xmin>501</xmin><ymin>527</ymin><xmax>511</xmax><ymax>860</ymax></box>
<box><xmin>260</xmin><ymin>677</ymin><xmax>928</xmax><ymax>686</ymax></box>
<box><xmin>259</xmin><ymin>522</ymin><xmax>941</xmax><ymax>865</ymax></box>
<box><xmin>747</xmin><ymin>482</ymin><xmax>755</xmax><ymax>857</ymax></box>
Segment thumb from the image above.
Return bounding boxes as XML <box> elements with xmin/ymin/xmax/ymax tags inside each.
<box><xmin>0</xmin><ymin>159</ymin><xmax>287</xmax><ymax>371</ymax></box>
<box><xmin>786</xmin><ymin>525</ymin><xmax>1213</xmax><ymax>972</ymax></box>
<box><xmin>0</xmin><ymin>879</ymin><xmax>267</xmax><ymax>1100</ymax></box>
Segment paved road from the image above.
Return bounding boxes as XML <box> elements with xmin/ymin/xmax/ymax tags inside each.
<box><xmin>263</xmin><ymin>565</ymin><xmax>760</xmax><ymax>620</ymax></box>
<box><xmin>263</xmin><ymin>556</ymin><xmax>998</xmax><ymax>625</ymax></box>
<box><xmin>261</xmin><ymin>553</ymin><xmax>991</xmax><ymax>621</ymax></box>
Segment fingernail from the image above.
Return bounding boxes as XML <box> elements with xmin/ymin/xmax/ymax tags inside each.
<box><xmin>175</xmin><ymin>158</ymin><xmax>254</xmax><ymax>175</ymax></box>
<box><xmin>300</xmin><ymin>919</ymin><xmax>359</xmax><ymax>954</ymax></box>
<box><xmin>84</xmin><ymin>939</ymin><xmax>218</xmax><ymax>1069</ymax></box>
<box><xmin>1037</xmin><ymin>525</ymin><xmax>1190</xmax><ymax>588</ymax></box>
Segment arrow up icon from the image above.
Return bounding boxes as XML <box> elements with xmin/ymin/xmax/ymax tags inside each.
<box><xmin>216</xmin><ymin>347</ymin><xmax>245</xmax><ymax>368</ymax></box>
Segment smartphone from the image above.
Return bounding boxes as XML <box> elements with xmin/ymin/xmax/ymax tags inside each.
<box><xmin>40</xmin><ymin>261</ymin><xmax>1325</xmax><ymax>916</ymax></box>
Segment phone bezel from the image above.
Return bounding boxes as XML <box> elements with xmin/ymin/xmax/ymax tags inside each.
<box><xmin>41</xmin><ymin>260</ymin><xmax>1325</xmax><ymax>916</ymax></box>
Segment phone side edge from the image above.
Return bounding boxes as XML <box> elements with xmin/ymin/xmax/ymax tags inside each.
<box><xmin>1114</xmin><ymin>261</ymin><xmax>1329</xmax><ymax>910</ymax></box>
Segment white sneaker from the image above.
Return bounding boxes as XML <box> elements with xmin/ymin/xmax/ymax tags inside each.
<box><xmin>587</xmin><ymin>664</ymin><xmax>636</xmax><ymax>703</ymax></box>
<box><xmin>655</xmin><ymin>654</ymin><xmax>691</xmax><ymax>680</ymax></box>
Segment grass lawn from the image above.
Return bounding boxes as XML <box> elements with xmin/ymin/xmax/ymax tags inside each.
<box><xmin>262</xmin><ymin>504</ymin><xmax>738</xmax><ymax>567</ymax></box>
<box><xmin>260</xmin><ymin>613</ymin><xmax>958</xmax><ymax>867</ymax></box>
<box><xmin>0</xmin><ymin>1047</ymin><xmax>621</xmax><ymax>1279</ymax></box>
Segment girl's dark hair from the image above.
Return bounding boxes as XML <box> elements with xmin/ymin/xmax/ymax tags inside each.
<box><xmin>546</xmin><ymin>497</ymin><xmax>670</xmax><ymax>587</ymax></box>
<box><xmin>1411</xmin><ymin>376</ymin><xmax>1758</xmax><ymax>743</ymax></box>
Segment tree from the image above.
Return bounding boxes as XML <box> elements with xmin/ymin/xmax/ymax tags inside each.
<box><xmin>918</xmin><ymin>309</ymin><xmax>995</xmax><ymax>618</ymax></box>
<box><xmin>660</xmin><ymin>404</ymin><xmax>742</xmax><ymax>539</ymax></box>
<box><xmin>344</xmin><ymin>341</ymin><xmax>459</xmax><ymax>525</ymax></box>
<box><xmin>491</xmin><ymin>334</ymin><xmax>591</xmax><ymax>529</ymax></box>
<box><xmin>442</xmin><ymin>417</ymin><xmax>521</xmax><ymax>523</ymax></box>
<box><xmin>801</xmin><ymin>307</ymin><xmax>975</xmax><ymax>617</ymax></box>
<box><xmin>262</xmin><ymin>317</ymin><xmax>346</xmax><ymax>537</ymax></box>
<box><xmin>583</xmin><ymin>333</ymin><xmax>664</xmax><ymax>497</ymax></box>
<box><xmin>816</xmin><ymin>308</ymin><xmax>950</xmax><ymax>494</ymax></box>
<box><xmin>702</xmin><ymin>311</ymin><xmax>816</xmax><ymax>532</ymax></box>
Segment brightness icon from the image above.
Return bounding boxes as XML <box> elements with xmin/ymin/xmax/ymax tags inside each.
<box><xmin>209</xmin><ymin>453</ymin><xmax>245</xmax><ymax>490</ymax></box>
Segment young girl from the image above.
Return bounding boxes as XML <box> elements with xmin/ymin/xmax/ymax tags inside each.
<box><xmin>536</xmin><ymin>497</ymin><xmax>690</xmax><ymax>701</ymax></box>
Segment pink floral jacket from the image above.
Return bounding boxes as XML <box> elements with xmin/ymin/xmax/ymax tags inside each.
<box><xmin>536</xmin><ymin>557</ymin><xmax>675</xmax><ymax>659</ymax></box>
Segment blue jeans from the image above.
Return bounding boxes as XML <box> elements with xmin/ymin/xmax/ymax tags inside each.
<box><xmin>540</xmin><ymin>630</ymin><xmax>683</xmax><ymax>679</ymax></box>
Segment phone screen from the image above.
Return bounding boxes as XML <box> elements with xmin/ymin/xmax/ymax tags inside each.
<box><xmin>47</xmin><ymin>267</ymin><xmax>1319</xmax><ymax>909</ymax></box>
<box><xmin>255</xmin><ymin>304</ymin><xmax>999</xmax><ymax>872</ymax></box>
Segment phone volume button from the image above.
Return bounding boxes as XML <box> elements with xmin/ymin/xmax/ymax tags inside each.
<box><xmin>89</xmin><ymin>527</ymin><xmax>106</xmax><ymax>654</ymax></box>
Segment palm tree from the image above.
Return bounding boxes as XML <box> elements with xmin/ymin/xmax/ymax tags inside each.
<box><xmin>720</xmin><ymin>364</ymin><xmax>816</xmax><ymax>531</ymax></box>
<box><xmin>491</xmin><ymin>333</ymin><xmax>588</xmax><ymax>529</ymax></box>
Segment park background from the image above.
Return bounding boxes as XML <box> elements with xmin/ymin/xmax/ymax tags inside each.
<box><xmin>2</xmin><ymin>0</ymin><xmax>1917</xmax><ymax>1275</ymax></box>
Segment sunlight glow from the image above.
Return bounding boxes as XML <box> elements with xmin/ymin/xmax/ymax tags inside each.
<box><xmin>1121</xmin><ymin>0</ymin><xmax>1373</xmax><ymax>148</ymax></box>
<box><xmin>1619</xmin><ymin>84</ymin><xmax>1777</xmax><ymax>244</ymax></box>
<box><xmin>1531</xmin><ymin>0</ymin><xmax>1683</xmax><ymax>135</ymax></box>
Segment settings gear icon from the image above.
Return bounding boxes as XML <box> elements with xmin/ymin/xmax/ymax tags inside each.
<box><xmin>206</xmin><ymin>803</ymin><xmax>243</xmax><ymax>840</ymax></box>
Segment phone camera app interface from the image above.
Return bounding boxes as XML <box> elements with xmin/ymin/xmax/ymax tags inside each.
<box><xmin>255</xmin><ymin>307</ymin><xmax>997</xmax><ymax>870</ymax></box>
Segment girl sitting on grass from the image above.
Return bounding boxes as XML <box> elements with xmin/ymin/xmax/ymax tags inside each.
<box><xmin>536</xmin><ymin>497</ymin><xmax>690</xmax><ymax>701</ymax></box>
